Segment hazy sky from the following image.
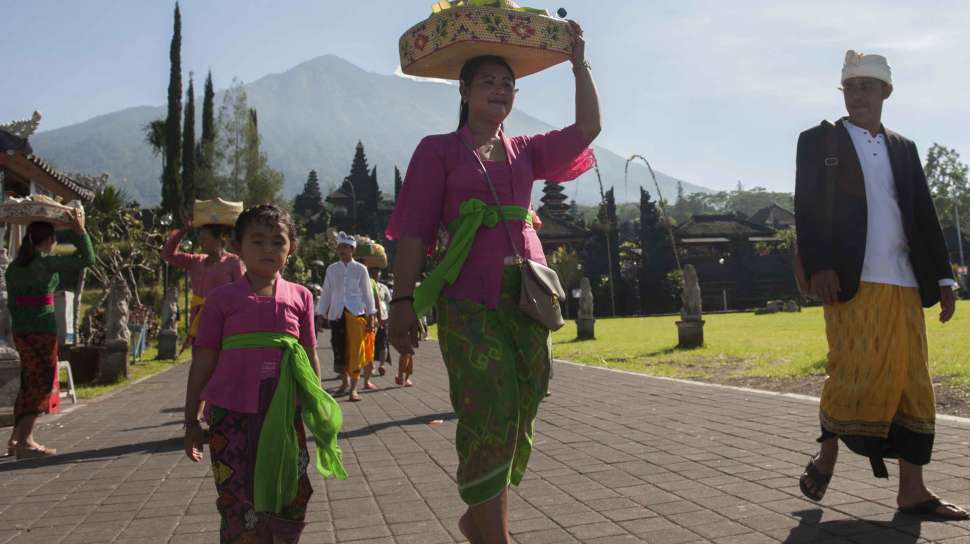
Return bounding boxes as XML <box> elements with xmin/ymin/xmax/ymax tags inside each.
<box><xmin>2</xmin><ymin>0</ymin><xmax>968</xmax><ymax>193</ymax></box>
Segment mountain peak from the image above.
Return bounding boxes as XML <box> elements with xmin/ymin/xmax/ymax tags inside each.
<box><xmin>30</xmin><ymin>55</ymin><xmax>710</xmax><ymax>206</ymax></box>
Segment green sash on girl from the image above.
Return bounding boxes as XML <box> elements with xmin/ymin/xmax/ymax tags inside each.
<box><xmin>221</xmin><ymin>332</ymin><xmax>347</xmax><ymax>514</ymax></box>
<box><xmin>412</xmin><ymin>199</ymin><xmax>531</xmax><ymax>317</ymax></box>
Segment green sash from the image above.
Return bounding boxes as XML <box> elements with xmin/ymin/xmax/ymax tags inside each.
<box><xmin>221</xmin><ymin>332</ymin><xmax>347</xmax><ymax>514</ymax></box>
<box><xmin>412</xmin><ymin>199</ymin><xmax>531</xmax><ymax>317</ymax></box>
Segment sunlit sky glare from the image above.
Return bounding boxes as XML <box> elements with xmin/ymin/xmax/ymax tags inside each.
<box><xmin>2</xmin><ymin>0</ymin><xmax>968</xmax><ymax>192</ymax></box>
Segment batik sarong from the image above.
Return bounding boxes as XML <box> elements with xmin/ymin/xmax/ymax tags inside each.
<box><xmin>13</xmin><ymin>333</ymin><xmax>60</xmax><ymax>423</ymax></box>
<box><xmin>437</xmin><ymin>266</ymin><xmax>551</xmax><ymax>505</ymax></box>
<box><xmin>374</xmin><ymin>324</ymin><xmax>389</xmax><ymax>364</ymax></box>
<box><xmin>329</xmin><ymin>315</ymin><xmax>347</xmax><ymax>376</ymax></box>
<box><xmin>819</xmin><ymin>281</ymin><xmax>936</xmax><ymax>477</ymax></box>
<box><xmin>209</xmin><ymin>377</ymin><xmax>313</xmax><ymax>543</ymax></box>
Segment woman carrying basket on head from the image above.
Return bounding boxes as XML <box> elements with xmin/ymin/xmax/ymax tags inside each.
<box><xmin>161</xmin><ymin>199</ymin><xmax>245</xmax><ymax>352</ymax></box>
<box><xmin>388</xmin><ymin>4</ymin><xmax>601</xmax><ymax>541</ymax></box>
<box><xmin>6</xmin><ymin>208</ymin><xmax>93</xmax><ymax>459</ymax></box>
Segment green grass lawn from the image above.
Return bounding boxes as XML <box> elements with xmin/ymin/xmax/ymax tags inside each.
<box><xmin>60</xmin><ymin>344</ymin><xmax>190</xmax><ymax>400</ymax></box>
<box><xmin>547</xmin><ymin>306</ymin><xmax>970</xmax><ymax>386</ymax></box>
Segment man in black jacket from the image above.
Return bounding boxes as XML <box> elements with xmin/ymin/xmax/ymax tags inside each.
<box><xmin>794</xmin><ymin>50</ymin><xmax>965</xmax><ymax>520</ymax></box>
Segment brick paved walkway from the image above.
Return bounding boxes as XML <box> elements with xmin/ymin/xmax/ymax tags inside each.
<box><xmin>3</xmin><ymin>343</ymin><xmax>970</xmax><ymax>543</ymax></box>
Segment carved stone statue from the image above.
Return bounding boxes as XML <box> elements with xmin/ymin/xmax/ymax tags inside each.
<box><xmin>676</xmin><ymin>265</ymin><xmax>705</xmax><ymax>348</ymax></box>
<box><xmin>576</xmin><ymin>277</ymin><xmax>595</xmax><ymax>340</ymax></box>
<box><xmin>0</xmin><ymin>248</ymin><xmax>12</xmax><ymax>344</ymax></box>
<box><xmin>160</xmin><ymin>287</ymin><xmax>180</xmax><ymax>332</ymax></box>
<box><xmin>104</xmin><ymin>275</ymin><xmax>131</xmax><ymax>346</ymax></box>
<box><xmin>680</xmin><ymin>265</ymin><xmax>702</xmax><ymax>322</ymax></box>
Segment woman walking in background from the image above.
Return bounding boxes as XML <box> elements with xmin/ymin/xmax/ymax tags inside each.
<box><xmin>6</xmin><ymin>209</ymin><xmax>93</xmax><ymax>458</ymax></box>
<box><xmin>161</xmin><ymin>202</ymin><xmax>245</xmax><ymax>352</ymax></box>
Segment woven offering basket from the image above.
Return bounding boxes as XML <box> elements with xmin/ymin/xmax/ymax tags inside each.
<box><xmin>400</xmin><ymin>1</ymin><xmax>572</xmax><ymax>80</ymax></box>
<box><xmin>0</xmin><ymin>195</ymin><xmax>81</xmax><ymax>227</ymax></box>
<box><xmin>193</xmin><ymin>198</ymin><xmax>243</xmax><ymax>227</ymax></box>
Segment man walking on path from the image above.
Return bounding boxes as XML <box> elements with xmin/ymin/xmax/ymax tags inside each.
<box><xmin>316</xmin><ymin>232</ymin><xmax>376</xmax><ymax>402</ymax></box>
<box><xmin>794</xmin><ymin>50</ymin><xmax>967</xmax><ymax>520</ymax></box>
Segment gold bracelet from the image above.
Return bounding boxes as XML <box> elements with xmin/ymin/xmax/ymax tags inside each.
<box><xmin>572</xmin><ymin>60</ymin><xmax>591</xmax><ymax>73</ymax></box>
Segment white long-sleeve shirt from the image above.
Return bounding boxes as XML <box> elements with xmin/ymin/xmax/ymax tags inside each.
<box><xmin>316</xmin><ymin>259</ymin><xmax>376</xmax><ymax>321</ymax></box>
<box><xmin>844</xmin><ymin>120</ymin><xmax>955</xmax><ymax>289</ymax></box>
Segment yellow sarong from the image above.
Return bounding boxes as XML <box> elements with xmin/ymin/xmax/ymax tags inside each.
<box><xmin>179</xmin><ymin>294</ymin><xmax>207</xmax><ymax>354</ymax></box>
<box><xmin>820</xmin><ymin>282</ymin><xmax>935</xmax><ymax>473</ymax></box>
<box><xmin>343</xmin><ymin>310</ymin><xmax>368</xmax><ymax>379</ymax></box>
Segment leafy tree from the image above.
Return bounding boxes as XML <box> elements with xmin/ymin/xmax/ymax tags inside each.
<box><xmin>216</xmin><ymin>80</ymin><xmax>249</xmax><ymax>199</ymax></box>
<box><xmin>181</xmin><ymin>75</ymin><xmax>196</xmax><ymax>213</ymax></box>
<box><xmin>161</xmin><ymin>2</ymin><xmax>183</xmax><ymax>226</ymax></box>
<box><xmin>926</xmin><ymin>143</ymin><xmax>970</xmax><ymax>236</ymax></box>
<box><xmin>212</xmin><ymin>81</ymin><xmax>283</xmax><ymax>205</ymax></box>
<box><xmin>242</xmin><ymin>109</ymin><xmax>283</xmax><ymax>206</ymax></box>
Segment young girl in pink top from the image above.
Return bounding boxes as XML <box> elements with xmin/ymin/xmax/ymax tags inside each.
<box><xmin>162</xmin><ymin>219</ymin><xmax>245</xmax><ymax>350</ymax></box>
<box><xmin>184</xmin><ymin>204</ymin><xmax>345</xmax><ymax>543</ymax></box>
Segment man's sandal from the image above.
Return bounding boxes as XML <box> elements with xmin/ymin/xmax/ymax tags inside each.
<box><xmin>898</xmin><ymin>498</ymin><xmax>970</xmax><ymax>521</ymax></box>
<box><xmin>799</xmin><ymin>455</ymin><xmax>832</xmax><ymax>502</ymax></box>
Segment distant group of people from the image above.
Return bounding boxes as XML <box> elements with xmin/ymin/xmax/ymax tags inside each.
<box><xmin>314</xmin><ymin>231</ymin><xmax>421</xmax><ymax>403</ymax></box>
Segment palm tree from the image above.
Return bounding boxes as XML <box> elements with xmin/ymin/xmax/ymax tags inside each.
<box><xmin>144</xmin><ymin>119</ymin><xmax>167</xmax><ymax>166</ymax></box>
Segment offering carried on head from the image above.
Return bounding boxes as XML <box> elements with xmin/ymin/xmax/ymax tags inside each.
<box><xmin>354</xmin><ymin>237</ymin><xmax>388</xmax><ymax>269</ymax></box>
<box><xmin>193</xmin><ymin>198</ymin><xmax>243</xmax><ymax>227</ymax></box>
<box><xmin>0</xmin><ymin>195</ymin><xmax>82</xmax><ymax>227</ymax></box>
<box><xmin>399</xmin><ymin>0</ymin><xmax>573</xmax><ymax>80</ymax></box>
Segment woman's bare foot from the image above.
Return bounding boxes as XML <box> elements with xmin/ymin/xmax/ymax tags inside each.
<box><xmin>404</xmin><ymin>378</ymin><xmax>414</xmax><ymax>387</ymax></box>
<box><xmin>459</xmin><ymin>510</ymin><xmax>482</xmax><ymax>544</ymax></box>
<box><xmin>348</xmin><ymin>391</ymin><xmax>362</xmax><ymax>402</ymax></box>
<box><xmin>363</xmin><ymin>381</ymin><xmax>380</xmax><ymax>391</ymax></box>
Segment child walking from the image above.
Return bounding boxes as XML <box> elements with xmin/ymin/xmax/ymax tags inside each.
<box><xmin>183</xmin><ymin>204</ymin><xmax>346</xmax><ymax>543</ymax></box>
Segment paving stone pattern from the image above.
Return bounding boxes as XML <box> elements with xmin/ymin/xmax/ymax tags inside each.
<box><xmin>2</xmin><ymin>344</ymin><xmax>970</xmax><ymax>543</ymax></box>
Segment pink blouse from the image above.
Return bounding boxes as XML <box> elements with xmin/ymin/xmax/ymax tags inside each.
<box><xmin>386</xmin><ymin>123</ymin><xmax>593</xmax><ymax>309</ymax></box>
<box><xmin>161</xmin><ymin>229</ymin><xmax>245</xmax><ymax>298</ymax></box>
<box><xmin>195</xmin><ymin>275</ymin><xmax>317</xmax><ymax>414</ymax></box>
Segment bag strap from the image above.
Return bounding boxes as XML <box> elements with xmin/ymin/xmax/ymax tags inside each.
<box><xmin>454</xmin><ymin>131</ymin><xmax>525</xmax><ymax>262</ymax></box>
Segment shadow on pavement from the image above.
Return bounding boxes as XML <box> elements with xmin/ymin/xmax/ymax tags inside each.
<box><xmin>786</xmin><ymin>509</ymin><xmax>922</xmax><ymax>543</ymax></box>
<box><xmin>340</xmin><ymin>412</ymin><xmax>456</xmax><ymax>439</ymax></box>
<box><xmin>0</xmin><ymin>437</ymin><xmax>183</xmax><ymax>472</ymax></box>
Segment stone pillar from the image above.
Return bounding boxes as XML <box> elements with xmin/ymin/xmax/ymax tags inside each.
<box><xmin>0</xmin><ymin>248</ymin><xmax>20</xmax><ymax>426</ymax></box>
<box><xmin>576</xmin><ymin>277</ymin><xmax>595</xmax><ymax>340</ymax></box>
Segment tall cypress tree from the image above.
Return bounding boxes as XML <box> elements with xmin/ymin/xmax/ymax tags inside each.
<box><xmin>393</xmin><ymin>166</ymin><xmax>403</xmax><ymax>201</ymax></box>
<box><xmin>639</xmin><ymin>187</ymin><xmax>674</xmax><ymax>314</ymax></box>
<box><xmin>162</xmin><ymin>2</ymin><xmax>183</xmax><ymax>225</ymax></box>
<box><xmin>195</xmin><ymin>69</ymin><xmax>217</xmax><ymax>198</ymax></box>
<box><xmin>201</xmin><ymin>70</ymin><xmax>215</xmax><ymax>149</ymax></box>
<box><xmin>181</xmin><ymin>75</ymin><xmax>196</xmax><ymax>213</ymax></box>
